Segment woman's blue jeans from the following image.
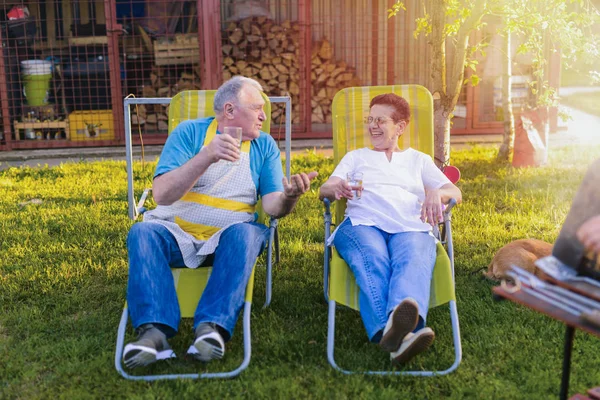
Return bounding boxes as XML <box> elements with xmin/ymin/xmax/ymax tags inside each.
<box><xmin>333</xmin><ymin>218</ymin><xmax>437</xmax><ymax>342</ymax></box>
<box><xmin>126</xmin><ymin>221</ymin><xmax>269</xmax><ymax>341</ymax></box>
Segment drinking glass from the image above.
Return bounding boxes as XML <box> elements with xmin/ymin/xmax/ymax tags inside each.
<box><xmin>224</xmin><ymin>126</ymin><xmax>243</xmax><ymax>165</ymax></box>
<box><xmin>346</xmin><ymin>172</ymin><xmax>364</xmax><ymax>199</ymax></box>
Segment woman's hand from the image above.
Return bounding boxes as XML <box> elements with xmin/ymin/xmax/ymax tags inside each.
<box><xmin>421</xmin><ymin>189</ymin><xmax>444</xmax><ymax>226</ymax></box>
<box><xmin>319</xmin><ymin>176</ymin><xmax>362</xmax><ymax>201</ymax></box>
<box><xmin>333</xmin><ymin>179</ymin><xmax>360</xmax><ymax>200</ymax></box>
<box><xmin>577</xmin><ymin>215</ymin><xmax>600</xmax><ymax>255</ymax></box>
<box><xmin>319</xmin><ymin>178</ymin><xmax>357</xmax><ymax>201</ymax></box>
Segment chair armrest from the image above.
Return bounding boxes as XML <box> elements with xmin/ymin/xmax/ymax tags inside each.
<box><xmin>443</xmin><ymin>198</ymin><xmax>457</xmax><ymax>222</ymax></box>
<box><xmin>322</xmin><ymin>198</ymin><xmax>333</xmax><ymax>302</ymax></box>
<box><xmin>322</xmin><ymin>198</ymin><xmax>333</xmax><ymax>249</ymax></box>
<box><xmin>268</xmin><ymin>215</ymin><xmax>278</xmax><ymax>228</ymax></box>
<box><xmin>432</xmin><ymin>198</ymin><xmax>457</xmax><ymax>241</ymax></box>
<box><xmin>323</xmin><ymin>197</ymin><xmax>332</xmax><ymax>214</ymax></box>
<box><xmin>135</xmin><ymin>188</ymin><xmax>152</xmax><ymax>218</ymax></box>
<box><xmin>323</xmin><ymin>198</ymin><xmax>332</xmax><ymax>237</ymax></box>
<box><xmin>444</xmin><ymin>198</ymin><xmax>457</xmax><ymax>214</ymax></box>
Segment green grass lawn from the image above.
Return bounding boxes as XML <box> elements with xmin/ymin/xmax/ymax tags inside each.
<box><xmin>2</xmin><ymin>146</ymin><xmax>600</xmax><ymax>399</ymax></box>
<box><xmin>561</xmin><ymin>92</ymin><xmax>600</xmax><ymax>118</ymax></box>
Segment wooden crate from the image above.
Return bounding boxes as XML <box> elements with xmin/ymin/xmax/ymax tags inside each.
<box><xmin>68</xmin><ymin>110</ymin><xmax>114</xmax><ymax>141</ymax></box>
<box><xmin>68</xmin><ymin>36</ymin><xmax>108</xmax><ymax>46</ymax></box>
<box><xmin>14</xmin><ymin>120</ymin><xmax>70</xmax><ymax>140</ymax></box>
<box><xmin>153</xmin><ymin>34</ymin><xmax>199</xmax><ymax>66</ymax></box>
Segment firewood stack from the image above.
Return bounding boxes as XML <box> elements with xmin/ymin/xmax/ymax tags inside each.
<box><xmin>222</xmin><ymin>17</ymin><xmax>301</xmax><ymax>126</ymax></box>
<box><xmin>132</xmin><ymin>19</ymin><xmax>363</xmax><ymax>132</ymax></box>
<box><xmin>222</xmin><ymin>16</ymin><xmax>361</xmax><ymax>126</ymax></box>
<box><xmin>310</xmin><ymin>39</ymin><xmax>361</xmax><ymax>124</ymax></box>
<box><xmin>132</xmin><ymin>65</ymin><xmax>203</xmax><ymax>133</ymax></box>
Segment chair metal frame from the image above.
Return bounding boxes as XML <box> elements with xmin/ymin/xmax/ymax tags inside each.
<box><xmin>323</xmin><ymin>199</ymin><xmax>462</xmax><ymax>376</ymax></box>
<box><xmin>115</xmin><ymin>300</ymin><xmax>254</xmax><ymax>381</ymax></box>
<box><xmin>115</xmin><ymin>94</ymin><xmax>292</xmax><ymax>380</ymax></box>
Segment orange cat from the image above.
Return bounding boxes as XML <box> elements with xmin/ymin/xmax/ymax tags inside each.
<box><xmin>485</xmin><ymin>239</ymin><xmax>553</xmax><ymax>280</ymax></box>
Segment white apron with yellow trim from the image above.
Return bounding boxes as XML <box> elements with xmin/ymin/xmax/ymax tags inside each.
<box><xmin>143</xmin><ymin>120</ymin><xmax>257</xmax><ymax>268</ymax></box>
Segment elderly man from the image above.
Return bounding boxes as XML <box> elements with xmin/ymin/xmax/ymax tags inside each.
<box><xmin>123</xmin><ymin>76</ymin><xmax>317</xmax><ymax>368</ymax></box>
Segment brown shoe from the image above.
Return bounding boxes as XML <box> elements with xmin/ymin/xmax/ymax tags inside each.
<box><xmin>390</xmin><ymin>327</ymin><xmax>435</xmax><ymax>364</ymax></box>
<box><xmin>379</xmin><ymin>298</ymin><xmax>419</xmax><ymax>352</ymax></box>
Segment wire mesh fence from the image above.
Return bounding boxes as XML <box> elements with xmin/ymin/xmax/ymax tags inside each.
<box><xmin>220</xmin><ymin>0</ymin><xmax>303</xmax><ymax>137</ymax></box>
<box><xmin>0</xmin><ymin>0</ymin><xmax>554</xmax><ymax>150</ymax></box>
<box><xmin>1</xmin><ymin>0</ymin><xmax>114</xmax><ymax>147</ymax></box>
<box><xmin>121</xmin><ymin>0</ymin><xmax>201</xmax><ymax>137</ymax></box>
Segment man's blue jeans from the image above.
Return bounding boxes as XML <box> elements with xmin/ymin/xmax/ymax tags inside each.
<box><xmin>126</xmin><ymin>221</ymin><xmax>269</xmax><ymax>341</ymax></box>
<box><xmin>333</xmin><ymin>218</ymin><xmax>437</xmax><ymax>342</ymax></box>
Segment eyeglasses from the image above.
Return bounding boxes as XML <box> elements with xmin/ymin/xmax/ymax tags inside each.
<box><xmin>364</xmin><ymin>116</ymin><xmax>393</xmax><ymax>126</ymax></box>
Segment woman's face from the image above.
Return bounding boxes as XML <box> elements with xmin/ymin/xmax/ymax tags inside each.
<box><xmin>367</xmin><ymin>104</ymin><xmax>406</xmax><ymax>151</ymax></box>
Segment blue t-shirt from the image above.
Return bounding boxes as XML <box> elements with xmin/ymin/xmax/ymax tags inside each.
<box><xmin>154</xmin><ymin>117</ymin><xmax>284</xmax><ymax>197</ymax></box>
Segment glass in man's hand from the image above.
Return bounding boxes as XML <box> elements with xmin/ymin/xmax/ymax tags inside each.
<box><xmin>224</xmin><ymin>126</ymin><xmax>243</xmax><ymax>165</ymax></box>
<box><xmin>346</xmin><ymin>172</ymin><xmax>364</xmax><ymax>199</ymax></box>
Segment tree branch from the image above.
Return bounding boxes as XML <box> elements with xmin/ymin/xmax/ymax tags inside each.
<box><xmin>447</xmin><ymin>0</ymin><xmax>487</xmax><ymax>108</ymax></box>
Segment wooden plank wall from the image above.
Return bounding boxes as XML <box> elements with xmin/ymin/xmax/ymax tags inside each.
<box><xmin>219</xmin><ymin>1</ymin><xmax>300</xmax><ymax>28</ymax></box>
<box><xmin>78</xmin><ymin>0</ymin><xmax>107</xmax><ymax>25</ymax></box>
<box><xmin>218</xmin><ymin>0</ymin><xmax>453</xmax><ymax>93</ymax></box>
<box><xmin>311</xmin><ymin>0</ymin><xmax>374</xmax><ymax>86</ymax></box>
<box><xmin>217</xmin><ymin>0</ymin><xmax>437</xmax><ymax>95</ymax></box>
<box><xmin>267</xmin><ymin>0</ymin><xmax>299</xmax><ymax>21</ymax></box>
<box><xmin>309</xmin><ymin>0</ymin><xmax>434</xmax><ymax>89</ymax></box>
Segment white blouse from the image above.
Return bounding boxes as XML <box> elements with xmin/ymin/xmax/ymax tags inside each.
<box><xmin>328</xmin><ymin>147</ymin><xmax>451</xmax><ymax>243</ymax></box>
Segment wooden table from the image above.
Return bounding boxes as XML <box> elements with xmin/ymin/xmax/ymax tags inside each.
<box><xmin>493</xmin><ymin>277</ymin><xmax>600</xmax><ymax>400</ymax></box>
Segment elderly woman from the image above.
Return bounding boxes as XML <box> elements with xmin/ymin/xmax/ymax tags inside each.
<box><xmin>319</xmin><ymin>93</ymin><xmax>462</xmax><ymax>364</ymax></box>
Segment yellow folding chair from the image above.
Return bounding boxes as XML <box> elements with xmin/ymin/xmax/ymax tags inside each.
<box><xmin>116</xmin><ymin>90</ymin><xmax>277</xmax><ymax>380</ymax></box>
<box><xmin>323</xmin><ymin>85</ymin><xmax>462</xmax><ymax>375</ymax></box>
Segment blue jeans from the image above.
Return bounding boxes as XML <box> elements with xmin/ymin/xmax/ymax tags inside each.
<box><xmin>126</xmin><ymin>221</ymin><xmax>269</xmax><ymax>341</ymax></box>
<box><xmin>333</xmin><ymin>218</ymin><xmax>437</xmax><ymax>342</ymax></box>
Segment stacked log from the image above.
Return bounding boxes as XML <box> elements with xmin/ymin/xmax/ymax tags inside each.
<box><xmin>310</xmin><ymin>39</ymin><xmax>361</xmax><ymax>124</ymax></box>
<box><xmin>222</xmin><ymin>17</ymin><xmax>301</xmax><ymax>125</ymax></box>
<box><xmin>222</xmin><ymin>17</ymin><xmax>361</xmax><ymax>126</ymax></box>
<box><xmin>135</xmin><ymin>19</ymin><xmax>363</xmax><ymax>131</ymax></box>
<box><xmin>133</xmin><ymin>66</ymin><xmax>203</xmax><ymax>133</ymax></box>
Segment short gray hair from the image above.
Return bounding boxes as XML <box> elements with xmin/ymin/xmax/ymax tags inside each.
<box><xmin>213</xmin><ymin>76</ymin><xmax>263</xmax><ymax>115</ymax></box>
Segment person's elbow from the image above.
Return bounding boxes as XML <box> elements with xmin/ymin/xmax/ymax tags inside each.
<box><xmin>151</xmin><ymin>178</ymin><xmax>173</xmax><ymax>206</ymax></box>
<box><xmin>452</xmin><ymin>186</ymin><xmax>462</xmax><ymax>204</ymax></box>
<box><xmin>440</xmin><ymin>183</ymin><xmax>462</xmax><ymax>204</ymax></box>
<box><xmin>152</xmin><ymin>188</ymin><xmax>169</xmax><ymax>206</ymax></box>
<box><xmin>261</xmin><ymin>192</ymin><xmax>283</xmax><ymax>218</ymax></box>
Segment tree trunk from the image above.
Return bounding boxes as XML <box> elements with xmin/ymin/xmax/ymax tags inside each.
<box><xmin>497</xmin><ymin>29</ymin><xmax>515</xmax><ymax>161</ymax></box>
<box><xmin>429</xmin><ymin>0</ymin><xmax>447</xmax><ymax>167</ymax></box>
<box><xmin>433</xmin><ymin>101</ymin><xmax>451</xmax><ymax>167</ymax></box>
<box><xmin>427</xmin><ymin>0</ymin><xmax>486</xmax><ymax>167</ymax></box>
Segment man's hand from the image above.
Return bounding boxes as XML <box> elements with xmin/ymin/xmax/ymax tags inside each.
<box><xmin>577</xmin><ymin>215</ymin><xmax>600</xmax><ymax>255</ymax></box>
<box><xmin>201</xmin><ymin>134</ymin><xmax>241</xmax><ymax>163</ymax></box>
<box><xmin>421</xmin><ymin>189</ymin><xmax>444</xmax><ymax>226</ymax></box>
<box><xmin>282</xmin><ymin>171</ymin><xmax>319</xmax><ymax>199</ymax></box>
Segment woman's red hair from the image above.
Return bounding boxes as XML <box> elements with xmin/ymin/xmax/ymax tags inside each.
<box><xmin>369</xmin><ymin>93</ymin><xmax>411</xmax><ymax>124</ymax></box>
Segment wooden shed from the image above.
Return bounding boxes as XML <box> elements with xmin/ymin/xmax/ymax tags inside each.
<box><xmin>0</xmin><ymin>0</ymin><xmax>559</xmax><ymax>151</ymax></box>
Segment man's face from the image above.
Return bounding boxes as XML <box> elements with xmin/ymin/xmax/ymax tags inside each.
<box><xmin>227</xmin><ymin>85</ymin><xmax>267</xmax><ymax>140</ymax></box>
